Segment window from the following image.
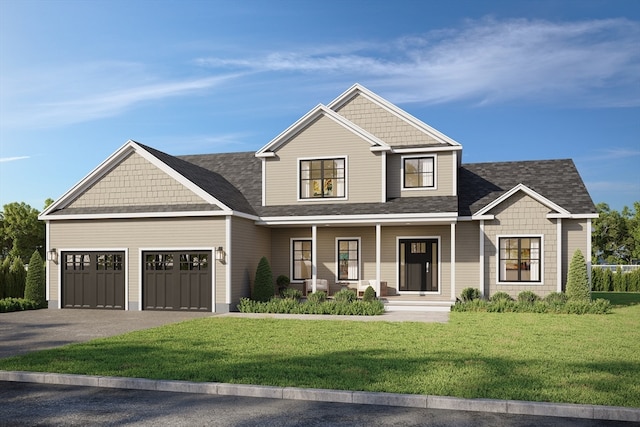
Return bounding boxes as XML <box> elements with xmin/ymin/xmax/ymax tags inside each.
<box><xmin>403</xmin><ymin>156</ymin><xmax>435</xmax><ymax>189</ymax></box>
<box><xmin>337</xmin><ymin>239</ymin><xmax>359</xmax><ymax>281</ymax></box>
<box><xmin>145</xmin><ymin>253</ymin><xmax>174</xmax><ymax>271</ymax></box>
<box><xmin>179</xmin><ymin>253</ymin><xmax>209</xmax><ymax>271</ymax></box>
<box><xmin>292</xmin><ymin>240</ymin><xmax>312</xmax><ymax>280</ymax></box>
<box><xmin>96</xmin><ymin>253</ymin><xmax>123</xmax><ymax>270</ymax></box>
<box><xmin>300</xmin><ymin>158</ymin><xmax>345</xmax><ymax>199</ymax></box>
<box><xmin>499</xmin><ymin>237</ymin><xmax>541</xmax><ymax>282</ymax></box>
<box><xmin>65</xmin><ymin>254</ymin><xmax>90</xmax><ymax>270</ymax></box>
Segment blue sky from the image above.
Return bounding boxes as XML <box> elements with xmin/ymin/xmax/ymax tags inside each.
<box><xmin>1</xmin><ymin>0</ymin><xmax>639</xmax><ymax>212</ymax></box>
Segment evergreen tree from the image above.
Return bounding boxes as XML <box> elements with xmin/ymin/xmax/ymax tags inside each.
<box><xmin>252</xmin><ymin>256</ymin><xmax>274</xmax><ymax>302</ymax></box>
<box><xmin>9</xmin><ymin>256</ymin><xmax>26</xmax><ymax>298</ymax></box>
<box><xmin>566</xmin><ymin>249</ymin><xmax>590</xmax><ymax>301</ymax></box>
<box><xmin>25</xmin><ymin>250</ymin><xmax>45</xmax><ymax>307</ymax></box>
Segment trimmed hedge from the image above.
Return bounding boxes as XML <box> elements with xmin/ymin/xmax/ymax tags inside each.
<box><xmin>452</xmin><ymin>295</ymin><xmax>611</xmax><ymax>314</ymax></box>
<box><xmin>0</xmin><ymin>298</ymin><xmax>41</xmax><ymax>313</ymax></box>
<box><xmin>592</xmin><ymin>267</ymin><xmax>640</xmax><ymax>292</ymax></box>
<box><xmin>237</xmin><ymin>295</ymin><xmax>385</xmax><ymax>316</ymax></box>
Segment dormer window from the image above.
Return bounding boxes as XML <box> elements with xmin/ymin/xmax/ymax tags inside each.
<box><xmin>300</xmin><ymin>158</ymin><xmax>346</xmax><ymax>199</ymax></box>
<box><xmin>403</xmin><ymin>156</ymin><xmax>435</xmax><ymax>189</ymax></box>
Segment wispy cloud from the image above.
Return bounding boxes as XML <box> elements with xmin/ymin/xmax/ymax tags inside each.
<box><xmin>0</xmin><ymin>156</ymin><xmax>30</xmax><ymax>163</ymax></box>
<box><xmin>198</xmin><ymin>17</ymin><xmax>640</xmax><ymax>107</ymax></box>
<box><xmin>578</xmin><ymin>148</ymin><xmax>640</xmax><ymax>162</ymax></box>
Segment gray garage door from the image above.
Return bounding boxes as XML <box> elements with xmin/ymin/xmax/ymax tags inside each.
<box><xmin>62</xmin><ymin>251</ymin><xmax>125</xmax><ymax>309</ymax></box>
<box><xmin>143</xmin><ymin>251</ymin><xmax>212</xmax><ymax>311</ymax></box>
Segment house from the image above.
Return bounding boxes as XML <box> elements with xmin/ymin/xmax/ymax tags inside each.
<box><xmin>39</xmin><ymin>84</ymin><xmax>597</xmax><ymax>312</ymax></box>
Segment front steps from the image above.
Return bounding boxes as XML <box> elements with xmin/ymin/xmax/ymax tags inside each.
<box><xmin>381</xmin><ymin>299</ymin><xmax>454</xmax><ymax>312</ymax></box>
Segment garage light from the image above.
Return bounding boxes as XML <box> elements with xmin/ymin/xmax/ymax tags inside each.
<box><xmin>47</xmin><ymin>248</ymin><xmax>58</xmax><ymax>264</ymax></box>
<box><xmin>215</xmin><ymin>246</ymin><xmax>226</xmax><ymax>263</ymax></box>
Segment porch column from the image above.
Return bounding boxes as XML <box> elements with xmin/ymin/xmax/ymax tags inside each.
<box><xmin>587</xmin><ymin>219</ymin><xmax>593</xmax><ymax>290</ymax></box>
<box><xmin>479</xmin><ymin>220</ymin><xmax>485</xmax><ymax>297</ymax></box>
<box><xmin>376</xmin><ymin>223</ymin><xmax>381</xmax><ymax>295</ymax></box>
<box><xmin>312</xmin><ymin>225</ymin><xmax>317</xmax><ymax>293</ymax></box>
<box><xmin>451</xmin><ymin>222</ymin><xmax>456</xmax><ymax>300</ymax></box>
<box><xmin>557</xmin><ymin>218</ymin><xmax>563</xmax><ymax>293</ymax></box>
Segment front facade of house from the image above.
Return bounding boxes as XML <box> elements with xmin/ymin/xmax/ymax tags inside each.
<box><xmin>39</xmin><ymin>84</ymin><xmax>597</xmax><ymax>312</ymax></box>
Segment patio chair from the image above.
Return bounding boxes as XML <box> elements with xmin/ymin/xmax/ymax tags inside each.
<box><xmin>305</xmin><ymin>279</ymin><xmax>329</xmax><ymax>295</ymax></box>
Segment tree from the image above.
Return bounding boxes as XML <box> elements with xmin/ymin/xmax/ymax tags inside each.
<box><xmin>0</xmin><ymin>202</ymin><xmax>45</xmax><ymax>262</ymax></box>
<box><xmin>252</xmin><ymin>256</ymin><xmax>274</xmax><ymax>302</ymax></box>
<box><xmin>25</xmin><ymin>250</ymin><xmax>45</xmax><ymax>307</ymax></box>
<box><xmin>591</xmin><ymin>202</ymin><xmax>639</xmax><ymax>264</ymax></box>
<box><xmin>566</xmin><ymin>249</ymin><xmax>590</xmax><ymax>302</ymax></box>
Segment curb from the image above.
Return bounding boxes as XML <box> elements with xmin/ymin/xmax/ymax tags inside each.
<box><xmin>2</xmin><ymin>370</ymin><xmax>639</xmax><ymax>422</ymax></box>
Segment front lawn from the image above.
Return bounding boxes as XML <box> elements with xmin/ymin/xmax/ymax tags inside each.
<box><xmin>1</xmin><ymin>306</ymin><xmax>639</xmax><ymax>407</ymax></box>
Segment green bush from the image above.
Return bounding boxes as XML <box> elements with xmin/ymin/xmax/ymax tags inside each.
<box><xmin>566</xmin><ymin>250</ymin><xmax>590</xmax><ymax>302</ymax></box>
<box><xmin>237</xmin><ymin>294</ymin><xmax>385</xmax><ymax>316</ymax></box>
<box><xmin>544</xmin><ymin>292</ymin><xmax>568</xmax><ymax>305</ymax></box>
<box><xmin>0</xmin><ymin>298</ymin><xmax>40</xmax><ymax>313</ymax></box>
<box><xmin>362</xmin><ymin>285</ymin><xmax>376</xmax><ymax>302</ymax></box>
<box><xmin>252</xmin><ymin>256</ymin><xmax>274</xmax><ymax>302</ymax></box>
<box><xmin>282</xmin><ymin>288</ymin><xmax>302</xmax><ymax>300</ymax></box>
<box><xmin>24</xmin><ymin>251</ymin><xmax>45</xmax><ymax>308</ymax></box>
<box><xmin>489</xmin><ymin>291</ymin><xmax>513</xmax><ymax>302</ymax></box>
<box><xmin>276</xmin><ymin>275</ymin><xmax>290</xmax><ymax>295</ymax></box>
<box><xmin>517</xmin><ymin>290</ymin><xmax>540</xmax><ymax>304</ymax></box>
<box><xmin>460</xmin><ymin>287</ymin><xmax>481</xmax><ymax>302</ymax></box>
<box><xmin>307</xmin><ymin>291</ymin><xmax>327</xmax><ymax>304</ymax></box>
<box><xmin>333</xmin><ymin>288</ymin><xmax>357</xmax><ymax>304</ymax></box>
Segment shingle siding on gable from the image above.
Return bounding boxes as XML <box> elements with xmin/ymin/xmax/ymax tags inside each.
<box><xmin>484</xmin><ymin>192</ymin><xmax>557</xmax><ymax>298</ymax></box>
<box><xmin>386</xmin><ymin>151</ymin><xmax>455</xmax><ymax>198</ymax></box>
<box><xmin>68</xmin><ymin>152</ymin><xmax>205</xmax><ymax>209</ymax></box>
<box><xmin>334</xmin><ymin>93</ymin><xmax>441</xmax><ymax>147</ymax></box>
<box><xmin>264</xmin><ymin>114</ymin><xmax>383</xmax><ymax>206</ymax></box>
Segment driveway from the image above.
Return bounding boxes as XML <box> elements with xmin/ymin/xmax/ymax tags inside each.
<box><xmin>0</xmin><ymin>309</ymin><xmax>212</xmax><ymax>359</ymax></box>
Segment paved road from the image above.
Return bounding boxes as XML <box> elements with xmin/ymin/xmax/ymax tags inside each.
<box><xmin>1</xmin><ymin>381</ymin><xmax>631</xmax><ymax>427</ymax></box>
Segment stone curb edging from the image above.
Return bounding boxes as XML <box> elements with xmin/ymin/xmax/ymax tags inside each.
<box><xmin>1</xmin><ymin>370</ymin><xmax>638</xmax><ymax>422</ymax></box>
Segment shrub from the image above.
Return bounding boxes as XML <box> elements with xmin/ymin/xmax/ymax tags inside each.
<box><xmin>603</xmin><ymin>268</ymin><xmax>614</xmax><ymax>291</ymax></box>
<box><xmin>544</xmin><ymin>292</ymin><xmax>568</xmax><ymax>305</ymax></box>
<box><xmin>282</xmin><ymin>288</ymin><xmax>302</xmax><ymax>300</ymax></box>
<box><xmin>8</xmin><ymin>257</ymin><xmax>26</xmax><ymax>299</ymax></box>
<box><xmin>362</xmin><ymin>285</ymin><xmax>376</xmax><ymax>302</ymax></box>
<box><xmin>24</xmin><ymin>251</ymin><xmax>45</xmax><ymax>308</ymax></box>
<box><xmin>0</xmin><ymin>298</ymin><xmax>41</xmax><ymax>313</ymax></box>
<box><xmin>613</xmin><ymin>266</ymin><xmax>625</xmax><ymax>292</ymax></box>
<box><xmin>460</xmin><ymin>287</ymin><xmax>481</xmax><ymax>302</ymax></box>
<box><xmin>517</xmin><ymin>290</ymin><xmax>540</xmax><ymax>304</ymax></box>
<box><xmin>252</xmin><ymin>256</ymin><xmax>274</xmax><ymax>302</ymax></box>
<box><xmin>490</xmin><ymin>291</ymin><xmax>513</xmax><ymax>302</ymax></box>
<box><xmin>566</xmin><ymin>249</ymin><xmax>590</xmax><ymax>302</ymax></box>
<box><xmin>333</xmin><ymin>288</ymin><xmax>357</xmax><ymax>304</ymax></box>
<box><xmin>307</xmin><ymin>291</ymin><xmax>327</xmax><ymax>304</ymax></box>
<box><xmin>276</xmin><ymin>275</ymin><xmax>290</xmax><ymax>295</ymax></box>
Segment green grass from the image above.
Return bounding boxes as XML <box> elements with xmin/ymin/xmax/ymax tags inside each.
<box><xmin>1</xmin><ymin>306</ymin><xmax>639</xmax><ymax>407</ymax></box>
<box><xmin>592</xmin><ymin>292</ymin><xmax>640</xmax><ymax>306</ymax></box>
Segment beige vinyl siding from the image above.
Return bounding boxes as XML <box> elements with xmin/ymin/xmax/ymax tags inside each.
<box><xmin>264</xmin><ymin>115</ymin><xmax>383</xmax><ymax>206</ymax></box>
<box><xmin>230</xmin><ymin>217</ymin><xmax>272</xmax><ymax>304</ymax></box>
<box><xmin>386</xmin><ymin>151</ymin><xmax>455</xmax><ymax>198</ymax></box>
<box><xmin>562</xmin><ymin>219</ymin><xmax>589</xmax><ymax>289</ymax></box>
<box><xmin>48</xmin><ymin>217</ymin><xmax>226</xmax><ymax>309</ymax></box>
<box><xmin>271</xmin><ymin>228</ymin><xmax>313</xmax><ymax>294</ymax></box>
<box><xmin>334</xmin><ymin>93</ymin><xmax>441</xmax><ymax>147</ymax></box>
<box><xmin>455</xmin><ymin>221</ymin><xmax>480</xmax><ymax>294</ymax></box>
<box><xmin>483</xmin><ymin>193</ymin><xmax>557</xmax><ymax>298</ymax></box>
<box><xmin>67</xmin><ymin>152</ymin><xmax>208</xmax><ymax>209</ymax></box>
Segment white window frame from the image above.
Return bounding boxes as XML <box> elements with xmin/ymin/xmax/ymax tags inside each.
<box><xmin>335</xmin><ymin>237</ymin><xmax>361</xmax><ymax>282</ymax></box>
<box><xmin>496</xmin><ymin>234</ymin><xmax>544</xmax><ymax>285</ymax></box>
<box><xmin>290</xmin><ymin>238</ymin><xmax>313</xmax><ymax>283</ymax></box>
<box><xmin>297</xmin><ymin>155</ymin><xmax>348</xmax><ymax>201</ymax></box>
<box><xmin>401</xmin><ymin>154</ymin><xmax>437</xmax><ymax>191</ymax></box>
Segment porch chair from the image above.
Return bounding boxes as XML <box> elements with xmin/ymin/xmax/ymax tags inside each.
<box><xmin>305</xmin><ymin>279</ymin><xmax>329</xmax><ymax>295</ymax></box>
<box><xmin>358</xmin><ymin>280</ymin><xmax>388</xmax><ymax>297</ymax></box>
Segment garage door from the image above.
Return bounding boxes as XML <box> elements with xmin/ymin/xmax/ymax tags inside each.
<box><xmin>143</xmin><ymin>251</ymin><xmax>212</xmax><ymax>311</ymax></box>
<box><xmin>62</xmin><ymin>251</ymin><xmax>125</xmax><ymax>309</ymax></box>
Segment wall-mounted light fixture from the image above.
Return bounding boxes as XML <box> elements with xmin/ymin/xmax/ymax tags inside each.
<box><xmin>47</xmin><ymin>248</ymin><xmax>58</xmax><ymax>264</ymax></box>
<box><xmin>215</xmin><ymin>246</ymin><xmax>226</xmax><ymax>264</ymax></box>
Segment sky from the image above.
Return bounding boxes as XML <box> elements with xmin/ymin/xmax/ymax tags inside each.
<box><xmin>0</xmin><ymin>0</ymin><xmax>639</xmax><ymax>213</ymax></box>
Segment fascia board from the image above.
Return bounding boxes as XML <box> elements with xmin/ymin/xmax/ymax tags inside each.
<box><xmin>547</xmin><ymin>212</ymin><xmax>599</xmax><ymax>219</ymax></box>
<box><xmin>257</xmin><ymin>212</ymin><xmax>458</xmax><ymax>226</ymax></box>
<box><xmin>392</xmin><ymin>146</ymin><xmax>463</xmax><ymax>154</ymax></box>
<box><xmin>474</xmin><ymin>184</ymin><xmax>571</xmax><ymax>217</ymax></box>
<box><xmin>328</xmin><ymin>83</ymin><xmax>462</xmax><ymax>147</ymax></box>
<box><xmin>42</xmin><ymin>210</ymin><xmax>234</xmax><ymax>221</ymax></box>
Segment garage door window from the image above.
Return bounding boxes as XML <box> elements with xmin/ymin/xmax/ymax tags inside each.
<box><xmin>179</xmin><ymin>253</ymin><xmax>209</xmax><ymax>271</ymax></box>
<box><xmin>145</xmin><ymin>253</ymin><xmax>174</xmax><ymax>270</ymax></box>
<box><xmin>97</xmin><ymin>253</ymin><xmax>123</xmax><ymax>270</ymax></box>
<box><xmin>65</xmin><ymin>254</ymin><xmax>90</xmax><ymax>270</ymax></box>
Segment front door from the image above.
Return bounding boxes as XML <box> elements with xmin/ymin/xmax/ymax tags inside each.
<box><xmin>399</xmin><ymin>239</ymin><xmax>438</xmax><ymax>292</ymax></box>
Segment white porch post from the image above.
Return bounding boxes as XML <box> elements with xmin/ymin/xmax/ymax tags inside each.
<box><xmin>479</xmin><ymin>220</ymin><xmax>485</xmax><ymax>297</ymax></box>
<box><xmin>557</xmin><ymin>218</ymin><xmax>563</xmax><ymax>293</ymax></box>
<box><xmin>312</xmin><ymin>225</ymin><xmax>317</xmax><ymax>293</ymax></box>
<box><xmin>587</xmin><ymin>219</ymin><xmax>593</xmax><ymax>290</ymax></box>
<box><xmin>376</xmin><ymin>223</ymin><xmax>381</xmax><ymax>295</ymax></box>
<box><xmin>451</xmin><ymin>222</ymin><xmax>456</xmax><ymax>300</ymax></box>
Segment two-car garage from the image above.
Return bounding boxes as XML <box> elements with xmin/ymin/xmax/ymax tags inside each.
<box><xmin>61</xmin><ymin>250</ymin><xmax>212</xmax><ymax>311</ymax></box>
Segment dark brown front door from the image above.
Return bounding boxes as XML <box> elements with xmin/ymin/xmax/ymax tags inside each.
<box><xmin>143</xmin><ymin>251</ymin><xmax>212</xmax><ymax>311</ymax></box>
<box><xmin>62</xmin><ymin>252</ymin><xmax>125</xmax><ymax>309</ymax></box>
<box><xmin>399</xmin><ymin>239</ymin><xmax>438</xmax><ymax>292</ymax></box>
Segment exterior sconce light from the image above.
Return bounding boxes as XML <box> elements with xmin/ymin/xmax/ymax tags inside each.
<box><xmin>47</xmin><ymin>248</ymin><xmax>58</xmax><ymax>264</ymax></box>
<box><xmin>215</xmin><ymin>246</ymin><xmax>226</xmax><ymax>263</ymax></box>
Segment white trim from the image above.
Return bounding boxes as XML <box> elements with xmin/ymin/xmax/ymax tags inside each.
<box><xmin>335</xmin><ymin>237</ymin><xmax>362</xmax><ymax>282</ymax></box>
<box><xmin>452</xmin><ymin>152</ymin><xmax>457</xmax><ymax>196</ymax></box>
<box><xmin>258</xmin><ymin>212</ymin><xmax>458</xmax><ymax>226</ymax></box>
<box><xmin>139</xmin><ymin>247</ymin><xmax>217</xmax><ymax>313</ymax></box>
<box><xmin>587</xmin><ymin>219</ymin><xmax>593</xmax><ymax>289</ymax></box>
<box><xmin>381</xmin><ymin>152</ymin><xmax>387</xmax><ymax>203</ymax></box>
<box><xmin>297</xmin><ymin>156</ymin><xmax>348</xmax><ymax>202</ymax></box>
<box><xmin>327</xmin><ymin>83</ymin><xmax>462</xmax><ymax>147</ymax></box>
<box><xmin>391</xmin><ymin>146</ymin><xmax>462</xmax><ymax>154</ymax></box>
<box><xmin>479</xmin><ymin>220</ymin><xmax>485</xmax><ymax>297</ymax></box>
<box><xmin>225</xmin><ymin>216</ymin><xmax>232</xmax><ymax>307</ymax></box>
<box><xmin>376</xmin><ymin>224</ymin><xmax>382</xmax><ymax>292</ymax></box>
<box><xmin>45</xmin><ymin>221</ymin><xmax>50</xmax><ymax>301</ymax></box>
<box><xmin>547</xmin><ymin>213</ymin><xmax>599</xmax><ymax>219</ymax></box>
<box><xmin>42</xmin><ymin>210</ymin><xmax>234</xmax><ymax>221</ymax></box>
<box><xmin>312</xmin><ymin>225</ymin><xmax>318</xmax><ymax>293</ymax></box>
<box><xmin>255</xmin><ymin>104</ymin><xmax>390</xmax><ymax>157</ymax></box>
<box><xmin>58</xmin><ymin>248</ymin><xmax>129</xmax><ymax>310</ymax></box>
<box><xmin>475</xmin><ymin>183</ymin><xmax>570</xmax><ymax>217</ymax></box>
<box><xmin>450</xmin><ymin>223</ymin><xmax>456</xmax><ymax>300</ymax></box>
<box><xmin>261</xmin><ymin>158</ymin><xmax>266</xmax><ymax>207</ymax></box>
<box><xmin>496</xmin><ymin>234</ymin><xmax>545</xmax><ymax>285</ymax></box>
<box><xmin>396</xmin><ymin>236</ymin><xmax>442</xmax><ymax>295</ymax></box>
<box><xmin>290</xmin><ymin>236</ymin><xmax>313</xmax><ymax>283</ymax></box>
<box><xmin>471</xmin><ymin>214</ymin><xmax>495</xmax><ymax>221</ymax></box>
<box><xmin>557</xmin><ymin>218</ymin><xmax>563</xmax><ymax>293</ymax></box>
<box><xmin>400</xmin><ymin>154</ymin><xmax>438</xmax><ymax>192</ymax></box>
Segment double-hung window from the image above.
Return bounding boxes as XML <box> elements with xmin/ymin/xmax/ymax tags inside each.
<box><xmin>499</xmin><ymin>237</ymin><xmax>542</xmax><ymax>282</ymax></box>
<box><xmin>300</xmin><ymin>158</ymin><xmax>345</xmax><ymax>199</ymax></box>
<box><xmin>403</xmin><ymin>156</ymin><xmax>435</xmax><ymax>189</ymax></box>
<box><xmin>292</xmin><ymin>239</ymin><xmax>312</xmax><ymax>281</ymax></box>
<box><xmin>337</xmin><ymin>239</ymin><xmax>360</xmax><ymax>281</ymax></box>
